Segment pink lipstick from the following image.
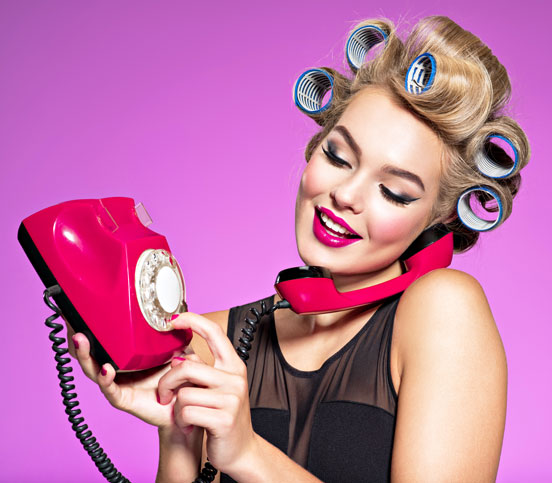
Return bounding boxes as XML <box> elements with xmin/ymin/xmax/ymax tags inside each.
<box><xmin>313</xmin><ymin>206</ymin><xmax>361</xmax><ymax>247</ymax></box>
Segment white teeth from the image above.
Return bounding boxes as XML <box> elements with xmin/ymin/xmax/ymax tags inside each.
<box><xmin>319</xmin><ymin>211</ymin><xmax>354</xmax><ymax>236</ymax></box>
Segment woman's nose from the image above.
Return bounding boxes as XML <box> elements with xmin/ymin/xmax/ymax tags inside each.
<box><xmin>330</xmin><ymin>174</ymin><xmax>366</xmax><ymax>214</ymax></box>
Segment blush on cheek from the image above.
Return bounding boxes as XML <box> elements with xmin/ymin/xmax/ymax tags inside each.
<box><xmin>299</xmin><ymin>161</ymin><xmax>333</xmax><ymax>198</ymax></box>
<box><xmin>374</xmin><ymin>215</ymin><xmax>419</xmax><ymax>245</ymax></box>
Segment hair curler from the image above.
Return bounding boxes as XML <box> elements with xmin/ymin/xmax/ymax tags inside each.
<box><xmin>293</xmin><ymin>68</ymin><xmax>334</xmax><ymax>115</ymax></box>
<box><xmin>456</xmin><ymin>186</ymin><xmax>504</xmax><ymax>232</ymax></box>
<box><xmin>18</xmin><ymin>197</ymin><xmax>192</xmax><ymax>372</ymax></box>
<box><xmin>275</xmin><ymin>224</ymin><xmax>453</xmax><ymax>315</ymax></box>
<box><xmin>345</xmin><ymin>24</ymin><xmax>388</xmax><ymax>72</ymax></box>
<box><xmin>474</xmin><ymin>134</ymin><xmax>519</xmax><ymax>179</ymax></box>
<box><xmin>405</xmin><ymin>52</ymin><xmax>436</xmax><ymax>94</ymax></box>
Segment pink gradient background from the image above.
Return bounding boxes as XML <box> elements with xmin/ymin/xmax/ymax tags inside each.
<box><xmin>2</xmin><ymin>1</ymin><xmax>550</xmax><ymax>481</ymax></box>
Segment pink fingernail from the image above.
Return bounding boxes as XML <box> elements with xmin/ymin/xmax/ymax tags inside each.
<box><xmin>72</xmin><ymin>337</ymin><xmax>79</xmax><ymax>349</ymax></box>
<box><xmin>100</xmin><ymin>366</ymin><xmax>107</xmax><ymax>376</ymax></box>
<box><xmin>173</xmin><ymin>357</ymin><xmax>186</xmax><ymax>362</ymax></box>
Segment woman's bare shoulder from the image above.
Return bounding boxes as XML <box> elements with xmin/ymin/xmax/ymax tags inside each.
<box><xmin>392</xmin><ymin>267</ymin><xmax>506</xmax><ymax>390</ymax></box>
<box><xmin>390</xmin><ymin>268</ymin><xmax>508</xmax><ymax>479</ymax></box>
<box><xmin>397</xmin><ymin>267</ymin><xmax>495</xmax><ymax>331</ymax></box>
<box><xmin>404</xmin><ymin>267</ymin><xmax>487</xmax><ymax>299</ymax></box>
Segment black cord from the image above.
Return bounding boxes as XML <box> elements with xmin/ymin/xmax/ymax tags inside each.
<box><xmin>43</xmin><ymin>285</ymin><xmax>130</xmax><ymax>483</ymax></box>
<box><xmin>237</xmin><ymin>299</ymin><xmax>290</xmax><ymax>363</ymax></box>
<box><xmin>192</xmin><ymin>298</ymin><xmax>291</xmax><ymax>483</ymax></box>
<box><xmin>192</xmin><ymin>461</ymin><xmax>218</xmax><ymax>483</ymax></box>
<box><xmin>43</xmin><ymin>286</ymin><xmax>289</xmax><ymax>483</ymax></box>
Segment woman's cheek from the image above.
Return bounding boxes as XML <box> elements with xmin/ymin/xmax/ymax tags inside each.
<box><xmin>299</xmin><ymin>160</ymin><xmax>334</xmax><ymax>199</ymax></box>
<box><xmin>369</xmin><ymin>206</ymin><xmax>422</xmax><ymax>246</ymax></box>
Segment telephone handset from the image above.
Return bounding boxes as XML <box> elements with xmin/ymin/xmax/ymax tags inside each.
<box><xmin>275</xmin><ymin>224</ymin><xmax>454</xmax><ymax>314</ymax></box>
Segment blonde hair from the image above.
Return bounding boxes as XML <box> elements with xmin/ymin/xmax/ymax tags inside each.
<box><xmin>303</xmin><ymin>16</ymin><xmax>530</xmax><ymax>252</ymax></box>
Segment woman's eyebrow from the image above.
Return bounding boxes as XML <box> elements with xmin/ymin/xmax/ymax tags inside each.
<box><xmin>334</xmin><ymin>125</ymin><xmax>362</xmax><ymax>159</ymax></box>
<box><xmin>333</xmin><ymin>124</ymin><xmax>425</xmax><ymax>192</ymax></box>
<box><xmin>382</xmin><ymin>165</ymin><xmax>425</xmax><ymax>191</ymax></box>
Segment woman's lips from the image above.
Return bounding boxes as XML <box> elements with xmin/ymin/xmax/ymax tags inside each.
<box><xmin>312</xmin><ymin>206</ymin><xmax>362</xmax><ymax>247</ymax></box>
<box><xmin>317</xmin><ymin>206</ymin><xmax>360</xmax><ymax>236</ymax></box>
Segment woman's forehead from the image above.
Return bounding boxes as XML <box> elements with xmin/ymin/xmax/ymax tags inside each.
<box><xmin>337</xmin><ymin>87</ymin><xmax>444</xmax><ymax>181</ymax></box>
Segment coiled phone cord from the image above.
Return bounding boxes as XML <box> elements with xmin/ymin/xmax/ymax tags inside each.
<box><xmin>193</xmin><ymin>298</ymin><xmax>290</xmax><ymax>483</ymax></box>
<box><xmin>43</xmin><ymin>285</ymin><xmax>130</xmax><ymax>483</ymax></box>
<box><xmin>44</xmin><ymin>285</ymin><xmax>290</xmax><ymax>483</ymax></box>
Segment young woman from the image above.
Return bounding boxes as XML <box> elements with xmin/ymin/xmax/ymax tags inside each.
<box><xmin>70</xmin><ymin>15</ymin><xmax>529</xmax><ymax>482</ymax></box>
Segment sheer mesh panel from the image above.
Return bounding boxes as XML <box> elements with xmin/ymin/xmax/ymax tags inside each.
<box><xmin>222</xmin><ymin>294</ymin><xmax>400</xmax><ymax>482</ymax></box>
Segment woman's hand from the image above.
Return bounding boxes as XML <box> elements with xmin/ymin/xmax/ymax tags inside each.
<box><xmin>157</xmin><ymin>312</ymin><xmax>257</xmax><ymax>475</ymax></box>
<box><xmin>70</xmin><ymin>330</ymin><xmax>186</xmax><ymax>430</ymax></box>
<box><xmin>69</xmin><ymin>329</ymin><xmax>205</xmax><ymax>482</ymax></box>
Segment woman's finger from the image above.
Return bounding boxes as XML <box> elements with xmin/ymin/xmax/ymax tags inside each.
<box><xmin>72</xmin><ymin>333</ymin><xmax>100</xmax><ymax>382</ymax></box>
<box><xmin>171</xmin><ymin>313</ymin><xmax>241</xmax><ymax>370</ymax></box>
<box><xmin>174</xmin><ymin>385</ymin><xmax>225</xmax><ymax>410</ymax></box>
<box><xmin>65</xmin><ymin>320</ymin><xmax>77</xmax><ymax>358</ymax></box>
<box><xmin>170</xmin><ymin>352</ymin><xmax>202</xmax><ymax>368</ymax></box>
<box><xmin>158</xmin><ymin>358</ymin><xmax>238</xmax><ymax>405</ymax></box>
<box><xmin>174</xmin><ymin>404</ymin><xmax>228</xmax><ymax>434</ymax></box>
<box><xmin>73</xmin><ymin>334</ymin><xmax>122</xmax><ymax>408</ymax></box>
<box><xmin>96</xmin><ymin>363</ymin><xmax>124</xmax><ymax>408</ymax></box>
<box><xmin>158</xmin><ymin>358</ymin><xmax>222</xmax><ymax>404</ymax></box>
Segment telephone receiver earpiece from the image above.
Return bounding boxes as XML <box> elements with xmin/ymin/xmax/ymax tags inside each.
<box><xmin>274</xmin><ymin>224</ymin><xmax>453</xmax><ymax>315</ymax></box>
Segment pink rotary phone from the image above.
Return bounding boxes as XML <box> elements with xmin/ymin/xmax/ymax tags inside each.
<box><xmin>18</xmin><ymin>197</ymin><xmax>192</xmax><ymax>372</ymax></box>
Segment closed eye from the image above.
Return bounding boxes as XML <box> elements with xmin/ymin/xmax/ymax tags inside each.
<box><xmin>322</xmin><ymin>143</ymin><xmax>351</xmax><ymax>168</ymax></box>
<box><xmin>379</xmin><ymin>184</ymin><xmax>419</xmax><ymax>206</ymax></box>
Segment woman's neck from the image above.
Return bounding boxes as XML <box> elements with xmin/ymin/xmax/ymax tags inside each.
<box><xmin>331</xmin><ymin>259</ymin><xmax>404</xmax><ymax>293</ymax></box>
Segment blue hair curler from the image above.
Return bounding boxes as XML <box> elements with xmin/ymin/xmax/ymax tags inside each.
<box><xmin>405</xmin><ymin>53</ymin><xmax>436</xmax><ymax>94</ymax></box>
<box><xmin>345</xmin><ymin>25</ymin><xmax>388</xmax><ymax>72</ymax></box>
<box><xmin>456</xmin><ymin>186</ymin><xmax>503</xmax><ymax>232</ymax></box>
<box><xmin>293</xmin><ymin>68</ymin><xmax>334</xmax><ymax>115</ymax></box>
<box><xmin>475</xmin><ymin>134</ymin><xmax>519</xmax><ymax>179</ymax></box>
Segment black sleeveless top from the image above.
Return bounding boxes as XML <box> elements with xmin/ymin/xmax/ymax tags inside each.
<box><xmin>222</xmin><ymin>294</ymin><xmax>400</xmax><ymax>482</ymax></box>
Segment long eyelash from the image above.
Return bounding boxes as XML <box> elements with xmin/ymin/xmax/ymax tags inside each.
<box><xmin>322</xmin><ymin>143</ymin><xmax>350</xmax><ymax>168</ymax></box>
<box><xmin>379</xmin><ymin>184</ymin><xmax>419</xmax><ymax>206</ymax></box>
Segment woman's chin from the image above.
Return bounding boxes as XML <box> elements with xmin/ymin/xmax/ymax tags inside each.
<box><xmin>297</xmin><ymin>247</ymin><xmax>404</xmax><ymax>289</ymax></box>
